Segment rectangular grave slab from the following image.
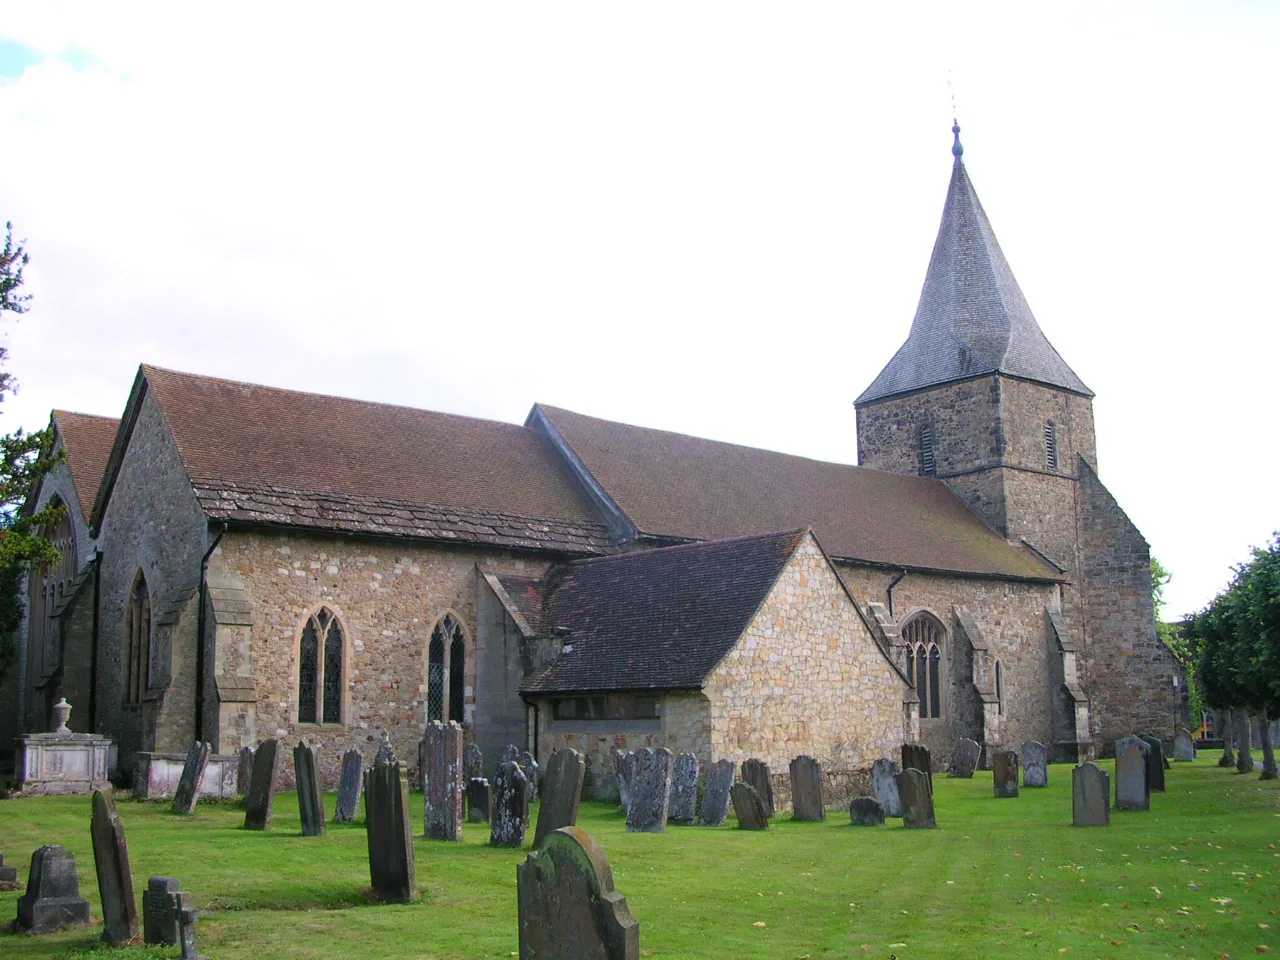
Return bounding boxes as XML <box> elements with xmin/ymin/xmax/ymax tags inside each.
<box><xmin>91</xmin><ymin>790</ymin><xmax>139</xmax><ymax>945</ymax></box>
<box><xmin>699</xmin><ymin>759</ymin><xmax>735</xmax><ymax>826</ymax></box>
<box><xmin>896</xmin><ymin>768</ymin><xmax>937</xmax><ymax>829</ymax></box>
<box><xmin>1072</xmin><ymin>761</ymin><xmax>1110</xmax><ymax>826</ymax></box>
<box><xmin>730</xmin><ymin>781</ymin><xmax>769</xmax><ymax>830</ymax></box>
<box><xmin>243</xmin><ymin>738</ymin><xmax>279</xmax><ymax>830</ymax></box>
<box><xmin>420</xmin><ymin>721</ymin><xmax>464</xmax><ymax>841</ymax></box>
<box><xmin>467</xmin><ymin>778</ymin><xmax>491</xmax><ymax>823</ymax></box>
<box><xmin>849</xmin><ymin>796</ymin><xmax>885</xmax><ymax>826</ymax></box>
<box><xmin>334</xmin><ymin>749</ymin><xmax>364</xmax><ymax>823</ymax></box>
<box><xmin>364</xmin><ymin>760</ymin><xmax>417</xmax><ymax>903</ymax></box>
<box><xmin>741</xmin><ymin>758</ymin><xmax>774</xmax><ymax>819</ymax></box>
<box><xmin>992</xmin><ymin>750</ymin><xmax>1019</xmax><ymax>798</ymax></box>
<box><xmin>534</xmin><ymin>748</ymin><xmax>586</xmax><ymax>848</ymax></box>
<box><xmin>789</xmin><ymin>755</ymin><xmax>825</xmax><ymax>821</ymax></box>
<box><xmin>947</xmin><ymin>738</ymin><xmax>981</xmax><ymax>778</ymax></box>
<box><xmin>491</xmin><ymin>760</ymin><xmax>530</xmax><ymax>847</ymax></box>
<box><xmin>294</xmin><ymin>741</ymin><xmax>327</xmax><ymax>836</ymax></box>
<box><xmin>1173</xmin><ymin>728</ymin><xmax>1196</xmax><ymax>762</ymax></box>
<box><xmin>1114</xmin><ymin>736</ymin><xmax>1150</xmax><ymax>811</ymax></box>
<box><xmin>171</xmin><ymin>741</ymin><xmax>211</xmax><ymax>815</ymax></box>
<box><xmin>871</xmin><ymin>757</ymin><xmax>903</xmax><ymax>817</ymax></box>
<box><xmin>625</xmin><ymin>747</ymin><xmax>673</xmax><ymax>833</ymax></box>
<box><xmin>16</xmin><ymin>845</ymin><xmax>92</xmax><ymax>933</ymax></box>
<box><xmin>667</xmin><ymin>753</ymin><xmax>699</xmax><ymax>825</ymax></box>
<box><xmin>1021</xmin><ymin>741</ymin><xmax>1048</xmax><ymax>787</ymax></box>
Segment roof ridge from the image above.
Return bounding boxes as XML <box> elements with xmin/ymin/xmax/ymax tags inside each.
<box><xmin>559</xmin><ymin>526</ymin><xmax>809</xmax><ymax>570</ymax></box>
<box><xmin>52</xmin><ymin>409</ymin><xmax>122</xmax><ymax>423</ymax></box>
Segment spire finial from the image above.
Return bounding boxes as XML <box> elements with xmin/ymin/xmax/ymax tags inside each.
<box><xmin>951</xmin><ymin>121</ymin><xmax>964</xmax><ymax>163</ymax></box>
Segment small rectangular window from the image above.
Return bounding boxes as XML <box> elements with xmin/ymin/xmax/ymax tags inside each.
<box><xmin>1045</xmin><ymin>421</ymin><xmax>1058</xmax><ymax>471</ymax></box>
<box><xmin>919</xmin><ymin>424</ymin><xmax>937</xmax><ymax>477</ymax></box>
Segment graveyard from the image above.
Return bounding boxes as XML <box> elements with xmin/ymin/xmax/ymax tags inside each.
<box><xmin>0</xmin><ymin>751</ymin><xmax>1277</xmax><ymax>959</ymax></box>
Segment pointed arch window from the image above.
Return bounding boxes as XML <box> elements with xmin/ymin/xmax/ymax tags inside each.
<box><xmin>901</xmin><ymin>613</ymin><xmax>944</xmax><ymax>719</ymax></box>
<box><xmin>427</xmin><ymin>614</ymin><xmax>467</xmax><ymax>724</ymax></box>
<box><xmin>298</xmin><ymin>607</ymin><xmax>344</xmax><ymax>724</ymax></box>
<box><xmin>125</xmin><ymin>573</ymin><xmax>151</xmax><ymax>703</ymax></box>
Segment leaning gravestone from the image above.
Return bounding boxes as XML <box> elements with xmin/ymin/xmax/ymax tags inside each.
<box><xmin>1114</xmin><ymin>736</ymin><xmax>1150</xmax><ymax>811</ymax></box>
<box><xmin>667</xmin><ymin>753</ymin><xmax>699</xmax><ymax>825</ymax></box>
<box><xmin>1072</xmin><ymin>761</ymin><xmax>1110</xmax><ymax>826</ymax></box>
<box><xmin>614</xmin><ymin>750</ymin><xmax>637</xmax><ymax>811</ymax></box>
<box><xmin>420</xmin><ymin>721</ymin><xmax>464</xmax><ymax>841</ymax></box>
<box><xmin>1022</xmin><ymin>740</ymin><xmax>1048</xmax><ymax>788</ymax></box>
<box><xmin>790</xmin><ymin>755</ymin><xmax>825</xmax><ymax>821</ymax></box>
<box><xmin>849</xmin><ymin>796</ymin><xmax>885</xmax><ymax>826</ymax></box>
<box><xmin>896</xmin><ymin>767</ymin><xmax>937</xmax><ymax>829</ymax></box>
<box><xmin>901</xmin><ymin>743</ymin><xmax>933</xmax><ymax>793</ymax></box>
<box><xmin>700</xmin><ymin>759</ymin><xmax>735</xmax><ymax>826</ymax></box>
<box><xmin>1137</xmin><ymin>734</ymin><xmax>1166</xmax><ymax>792</ymax></box>
<box><xmin>236</xmin><ymin>746</ymin><xmax>254</xmax><ymax>798</ymax></box>
<box><xmin>0</xmin><ymin>853</ymin><xmax>19</xmax><ymax>890</ymax></box>
<box><xmin>871</xmin><ymin>757</ymin><xmax>903</xmax><ymax>817</ymax></box>
<box><xmin>467</xmin><ymin>778</ymin><xmax>491</xmax><ymax>823</ymax></box>
<box><xmin>491</xmin><ymin>760</ymin><xmax>530</xmax><ymax>847</ymax></box>
<box><xmin>1173</xmin><ymin>728</ymin><xmax>1196</xmax><ymax>762</ymax></box>
<box><xmin>294</xmin><ymin>740</ymin><xmax>327</xmax><ymax>836</ymax></box>
<box><xmin>364</xmin><ymin>759</ymin><xmax>417</xmax><ymax>903</ymax></box>
<box><xmin>533</xmin><ymin>748</ymin><xmax>587</xmax><ymax>848</ymax></box>
<box><xmin>243</xmin><ymin>738</ymin><xmax>279</xmax><ymax>830</ymax></box>
<box><xmin>91</xmin><ymin>790</ymin><xmax>138</xmax><ymax>945</ymax></box>
<box><xmin>730</xmin><ymin>781</ymin><xmax>769</xmax><ymax>830</ymax></box>
<box><xmin>334</xmin><ymin>749</ymin><xmax>364</xmax><ymax>823</ymax></box>
<box><xmin>626</xmin><ymin>747</ymin><xmax>673</xmax><ymax>833</ymax></box>
<box><xmin>171</xmin><ymin>741</ymin><xmax>211</xmax><ymax>816</ymax></box>
<box><xmin>947</xmin><ymin>738</ymin><xmax>981</xmax><ymax>778</ymax></box>
<box><xmin>741</xmin><ymin>758</ymin><xmax>775</xmax><ymax>818</ymax></box>
<box><xmin>16</xmin><ymin>845</ymin><xmax>91</xmax><ymax>933</ymax></box>
<box><xmin>520</xmin><ymin>750</ymin><xmax>540</xmax><ymax>801</ymax></box>
<box><xmin>144</xmin><ymin>876</ymin><xmax>183</xmax><ymax>945</ymax></box>
<box><xmin>463</xmin><ymin>742</ymin><xmax>484</xmax><ymax>782</ymax></box>
<box><xmin>993</xmin><ymin>750</ymin><xmax>1020</xmax><ymax>798</ymax></box>
<box><xmin>517</xmin><ymin>826</ymin><xmax>640</xmax><ymax>960</ymax></box>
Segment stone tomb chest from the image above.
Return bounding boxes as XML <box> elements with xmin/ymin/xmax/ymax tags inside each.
<box><xmin>133</xmin><ymin>751</ymin><xmax>240</xmax><ymax>801</ymax></box>
<box><xmin>16</xmin><ymin>732</ymin><xmax>113</xmax><ymax>796</ymax></box>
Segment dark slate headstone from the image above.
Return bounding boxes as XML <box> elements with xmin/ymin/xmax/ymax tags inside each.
<box><xmin>1137</xmin><ymin>734</ymin><xmax>1166</xmax><ymax>792</ymax></box>
<box><xmin>294</xmin><ymin>740</ymin><xmax>327</xmax><ymax>836</ymax></box>
<box><xmin>520</xmin><ymin>750</ymin><xmax>540</xmax><ymax>801</ymax></box>
<box><xmin>91</xmin><ymin>789</ymin><xmax>138</xmax><ymax>945</ymax></box>
<box><xmin>667</xmin><ymin>753</ymin><xmax>699</xmax><ymax>825</ymax></box>
<box><xmin>420</xmin><ymin>721</ymin><xmax>464</xmax><ymax>841</ymax></box>
<box><xmin>849</xmin><ymin>796</ymin><xmax>885</xmax><ymax>826</ymax></box>
<box><xmin>871</xmin><ymin>757</ymin><xmax>903</xmax><ymax>817</ymax></box>
<box><xmin>730</xmin><ymin>781</ymin><xmax>769</xmax><ymax>830</ymax></box>
<box><xmin>236</xmin><ymin>746</ymin><xmax>254</xmax><ymax>797</ymax></box>
<box><xmin>364</xmin><ymin>759</ymin><xmax>417</xmax><ymax>903</ymax></box>
<box><xmin>1072</xmin><ymin>761</ymin><xmax>1110</xmax><ymax>826</ymax></box>
<box><xmin>171</xmin><ymin>741</ymin><xmax>211</xmax><ymax>816</ymax></box>
<box><xmin>517</xmin><ymin>826</ymin><xmax>640</xmax><ymax>960</ymax></box>
<box><xmin>15</xmin><ymin>845</ymin><xmax>91</xmax><ymax>933</ymax></box>
<box><xmin>1021</xmin><ymin>741</ymin><xmax>1048</xmax><ymax>788</ymax></box>
<box><xmin>992</xmin><ymin>750</ymin><xmax>1020</xmax><ymax>798</ymax></box>
<box><xmin>625</xmin><ymin>747</ymin><xmax>673</xmax><ymax>833</ymax></box>
<box><xmin>1114</xmin><ymin>736</ymin><xmax>1150</xmax><ymax>811</ymax></box>
<box><xmin>789</xmin><ymin>755</ymin><xmax>825</xmax><ymax>821</ymax></box>
<box><xmin>176</xmin><ymin>891</ymin><xmax>208</xmax><ymax>960</ymax></box>
<box><xmin>334</xmin><ymin>749</ymin><xmax>364</xmax><ymax>823</ymax></box>
<box><xmin>741</xmin><ymin>758</ymin><xmax>775</xmax><ymax>819</ymax></box>
<box><xmin>534</xmin><ymin>748</ymin><xmax>587</xmax><ymax>848</ymax></box>
<box><xmin>144</xmin><ymin>876</ymin><xmax>182</xmax><ymax>945</ymax></box>
<box><xmin>374</xmin><ymin>732</ymin><xmax>397</xmax><ymax>765</ymax></box>
<box><xmin>901</xmin><ymin>743</ymin><xmax>933</xmax><ymax>793</ymax></box>
<box><xmin>699</xmin><ymin>759</ymin><xmax>735</xmax><ymax>826</ymax></box>
<box><xmin>0</xmin><ymin>853</ymin><xmax>19</xmax><ymax>891</ymax></box>
<box><xmin>243</xmin><ymin>738</ymin><xmax>279</xmax><ymax>830</ymax></box>
<box><xmin>491</xmin><ymin>760</ymin><xmax>530</xmax><ymax>847</ymax></box>
<box><xmin>947</xmin><ymin>738</ymin><xmax>981</xmax><ymax>778</ymax></box>
<box><xmin>467</xmin><ymin>778</ymin><xmax>491</xmax><ymax>823</ymax></box>
<box><xmin>463</xmin><ymin>742</ymin><xmax>484</xmax><ymax>782</ymax></box>
<box><xmin>1173</xmin><ymin>728</ymin><xmax>1196</xmax><ymax>762</ymax></box>
<box><xmin>896</xmin><ymin>768</ymin><xmax>937</xmax><ymax>829</ymax></box>
<box><xmin>613</xmin><ymin>750</ymin><xmax>637</xmax><ymax>811</ymax></box>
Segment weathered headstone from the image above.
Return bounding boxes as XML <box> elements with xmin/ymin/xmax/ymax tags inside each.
<box><xmin>491</xmin><ymin>760</ymin><xmax>530</xmax><ymax>847</ymax></box>
<box><xmin>364</xmin><ymin>759</ymin><xmax>417</xmax><ymax>903</ymax></box>
<box><xmin>992</xmin><ymin>750</ymin><xmax>1020</xmax><ymax>798</ymax></box>
<box><xmin>699</xmin><ymin>758</ymin><xmax>735</xmax><ymax>826</ymax></box>
<box><xmin>463</xmin><ymin>742</ymin><xmax>484</xmax><ymax>782</ymax></box>
<box><xmin>1114</xmin><ymin>736</ymin><xmax>1150</xmax><ymax>811</ymax></box>
<box><xmin>1173</xmin><ymin>728</ymin><xmax>1196</xmax><ymax>762</ymax></box>
<box><xmin>614</xmin><ymin>750</ymin><xmax>637</xmax><ymax>811</ymax></box>
<box><xmin>176</xmin><ymin>892</ymin><xmax>208</xmax><ymax>960</ymax></box>
<box><xmin>374</xmin><ymin>732</ymin><xmax>397</xmax><ymax>765</ymax></box>
<box><xmin>170</xmin><ymin>741</ymin><xmax>211</xmax><ymax>816</ymax></box>
<box><xmin>15</xmin><ymin>845</ymin><xmax>91</xmax><ymax>933</ymax></box>
<box><xmin>730</xmin><ymin>781</ymin><xmax>769</xmax><ymax>830</ymax></box>
<box><xmin>533</xmin><ymin>748</ymin><xmax>587</xmax><ymax>848</ymax></box>
<box><xmin>625</xmin><ymin>747</ymin><xmax>673</xmax><ymax>833</ymax></box>
<box><xmin>517</xmin><ymin>826</ymin><xmax>640</xmax><ymax>960</ymax></box>
<box><xmin>91</xmin><ymin>790</ymin><xmax>138</xmax><ymax>945</ymax></box>
<box><xmin>741</xmin><ymin>757</ymin><xmax>775</xmax><ymax>819</ymax></box>
<box><xmin>896</xmin><ymin>767</ymin><xmax>937</xmax><ymax>829</ymax></box>
<box><xmin>0</xmin><ymin>853</ymin><xmax>20</xmax><ymax>890</ymax></box>
<box><xmin>1071</xmin><ymin>761</ymin><xmax>1110</xmax><ymax>826</ymax></box>
<box><xmin>789</xmin><ymin>755</ymin><xmax>825</xmax><ymax>821</ymax></box>
<box><xmin>901</xmin><ymin>743</ymin><xmax>933</xmax><ymax>793</ymax></box>
<box><xmin>1137</xmin><ymin>734</ymin><xmax>1166</xmax><ymax>792</ymax></box>
<box><xmin>236</xmin><ymin>746</ymin><xmax>254</xmax><ymax>797</ymax></box>
<box><xmin>467</xmin><ymin>778</ymin><xmax>491</xmax><ymax>822</ymax></box>
<box><xmin>1022</xmin><ymin>740</ymin><xmax>1048</xmax><ymax>788</ymax></box>
<box><xmin>500</xmin><ymin>743</ymin><xmax>522</xmax><ymax>765</ymax></box>
<box><xmin>334</xmin><ymin>749</ymin><xmax>364</xmax><ymax>823</ymax></box>
<box><xmin>520</xmin><ymin>750</ymin><xmax>540</xmax><ymax>801</ymax></box>
<box><xmin>243</xmin><ymin>738</ymin><xmax>279</xmax><ymax>830</ymax></box>
<box><xmin>849</xmin><ymin>796</ymin><xmax>885</xmax><ymax>826</ymax></box>
<box><xmin>143</xmin><ymin>876</ymin><xmax>183</xmax><ymax>945</ymax></box>
<box><xmin>667</xmin><ymin>753</ymin><xmax>699</xmax><ymax>825</ymax></box>
<box><xmin>294</xmin><ymin>740</ymin><xmax>327</xmax><ymax>836</ymax></box>
<box><xmin>871</xmin><ymin>757</ymin><xmax>903</xmax><ymax>817</ymax></box>
<box><xmin>420</xmin><ymin>721</ymin><xmax>464</xmax><ymax>841</ymax></box>
<box><xmin>947</xmin><ymin>738</ymin><xmax>981</xmax><ymax>778</ymax></box>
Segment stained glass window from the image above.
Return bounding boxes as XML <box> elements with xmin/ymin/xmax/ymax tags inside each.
<box><xmin>298</xmin><ymin>619</ymin><xmax>319</xmax><ymax>724</ymax></box>
<box><xmin>449</xmin><ymin>634</ymin><xmax>465</xmax><ymax>724</ymax></box>
<box><xmin>323</xmin><ymin>615</ymin><xmax>343</xmax><ymax>724</ymax></box>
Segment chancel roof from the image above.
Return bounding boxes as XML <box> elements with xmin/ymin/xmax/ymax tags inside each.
<box><xmin>51</xmin><ymin>410</ymin><xmax>121</xmax><ymax>521</ymax></box>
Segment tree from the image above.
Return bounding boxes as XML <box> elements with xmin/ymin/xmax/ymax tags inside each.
<box><xmin>1152</xmin><ymin>556</ymin><xmax>1201</xmax><ymax>728</ymax></box>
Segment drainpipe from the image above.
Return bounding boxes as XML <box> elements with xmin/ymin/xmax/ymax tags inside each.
<box><xmin>887</xmin><ymin>568</ymin><xmax>908</xmax><ymax>618</ymax></box>
<box><xmin>194</xmin><ymin>523</ymin><xmax>227</xmax><ymax>743</ymax></box>
<box><xmin>88</xmin><ymin>550</ymin><xmax>102</xmax><ymax>730</ymax></box>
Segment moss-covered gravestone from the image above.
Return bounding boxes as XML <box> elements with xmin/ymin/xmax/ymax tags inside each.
<box><xmin>667</xmin><ymin>753</ymin><xmax>699</xmax><ymax>825</ymax></box>
<box><xmin>729</xmin><ymin>781</ymin><xmax>769</xmax><ymax>831</ymax></box>
<box><xmin>364</xmin><ymin>759</ymin><xmax>417</xmax><ymax>903</ymax></box>
<box><xmin>896</xmin><ymin>767</ymin><xmax>937</xmax><ymax>829</ymax></box>
<box><xmin>534</xmin><ymin>748</ymin><xmax>586</xmax><ymax>848</ymax></box>
<box><xmin>901</xmin><ymin>743</ymin><xmax>933</xmax><ymax>793</ymax></box>
<box><xmin>625</xmin><ymin>748</ymin><xmax>673</xmax><ymax>833</ymax></box>
<box><xmin>699</xmin><ymin>759</ymin><xmax>735</xmax><ymax>826</ymax></box>
<box><xmin>491</xmin><ymin>760</ymin><xmax>530</xmax><ymax>848</ymax></box>
<box><xmin>420</xmin><ymin>721</ymin><xmax>464</xmax><ymax>841</ymax></box>
<box><xmin>992</xmin><ymin>750</ymin><xmax>1020</xmax><ymax>798</ymax></box>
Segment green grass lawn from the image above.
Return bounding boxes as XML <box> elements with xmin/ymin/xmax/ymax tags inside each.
<box><xmin>1</xmin><ymin>753</ymin><xmax>1277</xmax><ymax>959</ymax></box>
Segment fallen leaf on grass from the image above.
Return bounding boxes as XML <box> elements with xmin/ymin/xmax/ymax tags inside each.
<box><xmin>753</xmin><ymin>922</ymin><xmax>767</xmax><ymax>928</ymax></box>
<box><xmin>888</xmin><ymin>943</ymin><xmax>907</xmax><ymax>948</ymax></box>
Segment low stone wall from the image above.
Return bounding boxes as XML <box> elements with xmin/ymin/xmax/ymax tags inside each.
<box><xmin>133</xmin><ymin>751</ymin><xmax>239</xmax><ymax>801</ymax></box>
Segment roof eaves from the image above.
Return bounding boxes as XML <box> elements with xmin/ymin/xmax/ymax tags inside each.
<box><xmin>90</xmin><ymin>366</ymin><xmax>153</xmax><ymax>532</ymax></box>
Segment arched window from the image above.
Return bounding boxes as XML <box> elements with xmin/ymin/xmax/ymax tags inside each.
<box><xmin>427</xmin><ymin>629</ymin><xmax>445</xmax><ymax>721</ymax></box>
<box><xmin>427</xmin><ymin>614</ymin><xmax>467</xmax><ymax>725</ymax></box>
<box><xmin>125</xmin><ymin>573</ymin><xmax>151</xmax><ymax>703</ymax></box>
<box><xmin>449</xmin><ymin>632</ymin><xmax>465</xmax><ymax>724</ymax></box>
<box><xmin>901</xmin><ymin>613</ymin><xmax>944</xmax><ymax>720</ymax></box>
<box><xmin>995</xmin><ymin>659</ymin><xmax>1005</xmax><ymax>715</ymax></box>
<box><xmin>298</xmin><ymin>607</ymin><xmax>344</xmax><ymax>724</ymax></box>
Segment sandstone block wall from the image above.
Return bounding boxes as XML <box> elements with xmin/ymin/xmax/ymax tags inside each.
<box><xmin>856</xmin><ymin>376</ymin><xmax>999</xmax><ymax>477</ymax></box>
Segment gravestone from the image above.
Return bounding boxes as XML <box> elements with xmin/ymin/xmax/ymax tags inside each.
<box><xmin>1173</xmin><ymin>728</ymin><xmax>1196</xmax><ymax>762</ymax></box>
<box><xmin>613</xmin><ymin>750</ymin><xmax>637</xmax><ymax>811</ymax></box>
<box><xmin>520</xmin><ymin>750</ymin><xmax>540</xmax><ymax>801</ymax></box>
<box><xmin>741</xmin><ymin>758</ymin><xmax>775</xmax><ymax>818</ymax></box>
<box><xmin>1071</xmin><ymin>761</ymin><xmax>1110</xmax><ymax>826</ymax></box>
<box><xmin>901</xmin><ymin>743</ymin><xmax>933</xmax><ymax>792</ymax></box>
<box><xmin>1137</xmin><ymin>734</ymin><xmax>1166</xmax><ymax>791</ymax></box>
<box><xmin>947</xmin><ymin>738</ymin><xmax>981</xmax><ymax>778</ymax></box>
<box><xmin>625</xmin><ymin>747</ymin><xmax>673</xmax><ymax>833</ymax></box>
<box><xmin>1114</xmin><ymin>736</ymin><xmax>1150</xmax><ymax>811</ymax></box>
<box><xmin>236</xmin><ymin>746</ymin><xmax>254</xmax><ymax>797</ymax></box>
<box><xmin>500</xmin><ymin>743</ymin><xmax>522</xmax><ymax>765</ymax></box>
<box><xmin>170</xmin><ymin>741</ymin><xmax>211</xmax><ymax>815</ymax></box>
<box><xmin>91</xmin><ymin>790</ymin><xmax>138</xmax><ymax>945</ymax></box>
<box><xmin>15</xmin><ymin>845</ymin><xmax>91</xmax><ymax>933</ymax></box>
<box><xmin>517</xmin><ymin>826</ymin><xmax>640</xmax><ymax>960</ymax></box>
<box><xmin>467</xmin><ymin>778</ymin><xmax>491</xmax><ymax>823</ymax></box>
<box><xmin>667</xmin><ymin>753</ymin><xmax>699</xmax><ymax>825</ymax></box>
<box><xmin>364</xmin><ymin>759</ymin><xmax>417</xmax><ymax>903</ymax></box>
<box><xmin>243</xmin><ymin>738</ymin><xmax>279</xmax><ymax>830</ymax></box>
<box><xmin>730</xmin><ymin>781</ymin><xmax>769</xmax><ymax>830</ymax></box>
<box><xmin>375</xmin><ymin>732</ymin><xmax>397</xmax><ymax>765</ymax></box>
<box><xmin>0</xmin><ymin>854</ymin><xmax>19</xmax><ymax>890</ymax></box>
<box><xmin>699</xmin><ymin>758</ymin><xmax>735</xmax><ymax>826</ymax></box>
<box><xmin>993</xmin><ymin>750</ymin><xmax>1020</xmax><ymax>798</ymax></box>
<box><xmin>491</xmin><ymin>760</ymin><xmax>530</xmax><ymax>847</ymax></box>
<box><xmin>534</xmin><ymin>748</ymin><xmax>586</xmax><ymax>848</ymax></box>
<box><xmin>789</xmin><ymin>755</ymin><xmax>825</xmax><ymax>821</ymax></box>
<box><xmin>420</xmin><ymin>721</ymin><xmax>464</xmax><ymax>841</ymax></box>
<box><xmin>849</xmin><ymin>796</ymin><xmax>885</xmax><ymax>826</ymax></box>
<box><xmin>463</xmin><ymin>742</ymin><xmax>484</xmax><ymax>782</ymax></box>
<box><xmin>176</xmin><ymin>892</ymin><xmax>208</xmax><ymax>960</ymax></box>
<box><xmin>871</xmin><ymin>757</ymin><xmax>903</xmax><ymax>818</ymax></box>
<box><xmin>1021</xmin><ymin>741</ymin><xmax>1048</xmax><ymax>788</ymax></box>
<box><xmin>896</xmin><ymin>768</ymin><xmax>937</xmax><ymax>829</ymax></box>
<box><xmin>334</xmin><ymin>749</ymin><xmax>364</xmax><ymax>823</ymax></box>
<box><xmin>143</xmin><ymin>876</ymin><xmax>183</xmax><ymax>945</ymax></box>
<box><xmin>294</xmin><ymin>740</ymin><xmax>327</xmax><ymax>836</ymax></box>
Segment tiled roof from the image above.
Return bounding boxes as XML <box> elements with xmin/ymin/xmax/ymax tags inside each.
<box><xmin>51</xmin><ymin>411</ymin><xmax>121</xmax><ymax>521</ymax></box>
<box><xmin>517</xmin><ymin>529</ymin><xmax>808</xmax><ymax>693</ymax></box>
<box><xmin>857</xmin><ymin>148</ymin><xmax>1091</xmax><ymax>404</ymax></box>
<box><xmin>533</xmin><ymin>405</ymin><xmax>1061</xmax><ymax>581</ymax></box>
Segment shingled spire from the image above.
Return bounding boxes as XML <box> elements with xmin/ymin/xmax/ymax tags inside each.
<box><xmin>858</xmin><ymin>125</ymin><xmax>1091</xmax><ymax>404</ymax></box>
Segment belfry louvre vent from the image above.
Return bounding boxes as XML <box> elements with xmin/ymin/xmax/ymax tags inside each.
<box><xmin>919</xmin><ymin>423</ymin><xmax>937</xmax><ymax>477</ymax></box>
<box><xmin>1045</xmin><ymin>421</ymin><xmax>1058</xmax><ymax>472</ymax></box>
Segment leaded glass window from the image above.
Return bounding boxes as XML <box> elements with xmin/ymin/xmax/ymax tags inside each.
<box><xmin>929</xmin><ymin>644</ymin><xmax>942</xmax><ymax>718</ymax></box>
<box><xmin>427</xmin><ymin>633</ymin><xmax>444</xmax><ymax>722</ymax></box>
<box><xmin>322</xmin><ymin>612</ymin><xmax>343</xmax><ymax>724</ymax></box>
<box><xmin>449</xmin><ymin>634</ymin><xmax>465</xmax><ymax>724</ymax></box>
<box><xmin>901</xmin><ymin>613</ymin><xmax>944</xmax><ymax>720</ymax></box>
<box><xmin>427</xmin><ymin>614</ymin><xmax>466</xmax><ymax>724</ymax></box>
<box><xmin>298</xmin><ymin>619</ymin><xmax>319</xmax><ymax>723</ymax></box>
<box><xmin>298</xmin><ymin>607</ymin><xmax>344</xmax><ymax>724</ymax></box>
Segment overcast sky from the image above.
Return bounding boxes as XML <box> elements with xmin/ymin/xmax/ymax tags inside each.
<box><xmin>1</xmin><ymin>3</ymin><xmax>1276</xmax><ymax>619</ymax></box>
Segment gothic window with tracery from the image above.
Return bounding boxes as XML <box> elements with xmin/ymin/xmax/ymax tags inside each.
<box><xmin>901</xmin><ymin>613</ymin><xmax>943</xmax><ymax>719</ymax></box>
<box><xmin>298</xmin><ymin>607</ymin><xmax>344</xmax><ymax>724</ymax></box>
<box><xmin>427</xmin><ymin>614</ymin><xmax>467</xmax><ymax>724</ymax></box>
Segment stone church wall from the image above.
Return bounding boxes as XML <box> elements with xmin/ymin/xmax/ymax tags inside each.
<box><xmin>856</xmin><ymin>376</ymin><xmax>999</xmax><ymax>479</ymax></box>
